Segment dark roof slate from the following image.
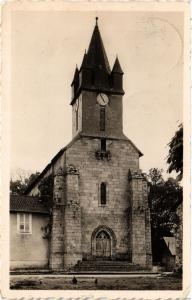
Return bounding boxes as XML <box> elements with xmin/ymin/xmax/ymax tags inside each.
<box><xmin>82</xmin><ymin>24</ymin><xmax>111</xmax><ymax>73</ymax></box>
<box><xmin>81</xmin><ymin>53</ymin><xmax>90</xmax><ymax>70</ymax></box>
<box><xmin>112</xmin><ymin>57</ymin><xmax>123</xmax><ymax>74</ymax></box>
<box><xmin>71</xmin><ymin>66</ymin><xmax>79</xmax><ymax>86</ymax></box>
<box><xmin>10</xmin><ymin>195</ymin><xmax>51</xmax><ymax>214</ymax></box>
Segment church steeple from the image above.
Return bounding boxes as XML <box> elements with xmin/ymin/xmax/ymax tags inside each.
<box><xmin>71</xmin><ymin>18</ymin><xmax>124</xmax><ymax>104</ymax></box>
<box><xmin>70</xmin><ymin>19</ymin><xmax>127</xmax><ymax>139</ymax></box>
<box><xmin>84</xmin><ymin>17</ymin><xmax>111</xmax><ymax>74</ymax></box>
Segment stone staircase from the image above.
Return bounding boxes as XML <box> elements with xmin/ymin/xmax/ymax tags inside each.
<box><xmin>70</xmin><ymin>260</ymin><xmax>150</xmax><ymax>273</ymax></box>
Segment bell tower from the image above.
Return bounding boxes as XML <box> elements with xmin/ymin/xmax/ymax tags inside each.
<box><xmin>71</xmin><ymin>18</ymin><xmax>127</xmax><ymax>140</ymax></box>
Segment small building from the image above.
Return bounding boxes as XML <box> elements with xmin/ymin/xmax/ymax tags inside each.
<box><xmin>10</xmin><ymin>195</ymin><xmax>51</xmax><ymax>270</ymax></box>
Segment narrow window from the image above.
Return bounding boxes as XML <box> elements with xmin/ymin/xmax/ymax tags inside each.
<box><xmin>100</xmin><ymin>107</ymin><xmax>105</xmax><ymax>131</ymax></box>
<box><xmin>76</xmin><ymin>109</ymin><xmax>78</xmax><ymax>131</ymax></box>
<box><xmin>100</xmin><ymin>182</ymin><xmax>107</xmax><ymax>205</ymax></box>
<box><xmin>101</xmin><ymin>139</ymin><xmax>106</xmax><ymax>152</ymax></box>
<box><xmin>17</xmin><ymin>213</ymin><xmax>32</xmax><ymax>234</ymax></box>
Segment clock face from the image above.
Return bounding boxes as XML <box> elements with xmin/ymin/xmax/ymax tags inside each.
<box><xmin>97</xmin><ymin>93</ymin><xmax>109</xmax><ymax>106</ymax></box>
<box><xmin>74</xmin><ymin>98</ymin><xmax>79</xmax><ymax>112</ymax></box>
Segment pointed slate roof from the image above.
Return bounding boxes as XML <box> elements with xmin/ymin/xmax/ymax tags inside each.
<box><xmin>82</xmin><ymin>19</ymin><xmax>111</xmax><ymax>73</ymax></box>
<box><xmin>71</xmin><ymin>66</ymin><xmax>79</xmax><ymax>86</ymax></box>
<box><xmin>80</xmin><ymin>53</ymin><xmax>89</xmax><ymax>70</ymax></box>
<box><xmin>71</xmin><ymin>18</ymin><xmax>125</xmax><ymax>104</ymax></box>
<box><xmin>112</xmin><ymin>57</ymin><xmax>123</xmax><ymax>74</ymax></box>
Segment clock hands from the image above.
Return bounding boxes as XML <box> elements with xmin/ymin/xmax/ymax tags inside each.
<box><xmin>97</xmin><ymin>93</ymin><xmax>108</xmax><ymax>106</ymax></box>
<box><xmin>100</xmin><ymin>94</ymin><xmax>106</xmax><ymax>104</ymax></box>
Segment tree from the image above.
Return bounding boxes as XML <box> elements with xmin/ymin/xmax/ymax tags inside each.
<box><xmin>147</xmin><ymin>168</ymin><xmax>164</xmax><ymax>186</ymax></box>
<box><xmin>148</xmin><ymin>168</ymin><xmax>182</xmax><ymax>236</ymax></box>
<box><xmin>38</xmin><ymin>174</ymin><xmax>54</xmax><ymax>197</ymax></box>
<box><xmin>167</xmin><ymin>124</ymin><xmax>183</xmax><ymax>181</ymax></box>
<box><xmin>147</xmin><ymin>168</ymin><xmax>183</xmax><ymax>262</ymax></box>
<box><xmin>10</xmin><ymin>171</ymin><xmax>40</xmax><ymax>195</ymax></box>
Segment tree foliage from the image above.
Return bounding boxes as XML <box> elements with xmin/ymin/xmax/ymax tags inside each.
<box><xmin>148</xmin><ymin>168</ymin><xmax>182</xmax><ymax>262</ymax></box>
<box><xmin>148</xmin><ymin>168</ymin><xmax>182</xmax><ymax>236</ymax></box>
<box><xmin>10</xmin><ymin>168</ymin><xmax>54</xmax><ymax>198</ymax></box>
<box><xmin>10</xmin><ymin>171</ymin><xmax>40</xmax><ymax>195</ymax></box>
<box><xmin>38</xmin><ymin>174</ymin><xmax>54</xmax><ymax>197</ymax></box>
<box><xmin>167</xmin><ymin>124</ymin><xmax>183</xmax><ymax>181</ymax></box>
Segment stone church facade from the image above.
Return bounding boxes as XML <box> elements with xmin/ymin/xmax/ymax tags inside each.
<box><xmin>11</xmin><ymin>19</ymin><xmax>152</xmax><ymax>272</ymax></box>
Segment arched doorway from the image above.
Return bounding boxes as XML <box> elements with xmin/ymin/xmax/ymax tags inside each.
<box><xmin>91</xmin><ymin>226</ymin><xmax>116</xmax><ymax>260</ymax></box>
<box><xmin>95</xmin><ymin>230</ymin><xmax>111</xmax><ymax>259</ymax></box>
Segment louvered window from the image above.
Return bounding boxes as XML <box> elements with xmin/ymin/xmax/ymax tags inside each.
<box><xmin>100</xmin><ymin>108</ymin><xmax>105</xmax><ymax>131</ymax></box>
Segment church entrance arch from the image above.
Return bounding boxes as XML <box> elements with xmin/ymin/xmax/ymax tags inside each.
<box><xmin>91</xmin><ymin>226</ymin><xmax>116</xmax><ymax>260</ymax></box>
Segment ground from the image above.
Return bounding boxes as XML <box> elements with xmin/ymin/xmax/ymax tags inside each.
<box><xmin>10</xmin><ymin>274</ymin><xmax>182</xmax><ymax>290</ymax></box>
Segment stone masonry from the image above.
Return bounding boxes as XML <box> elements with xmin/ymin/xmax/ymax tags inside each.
<box><xmin>47</xmin><ymin>136</ymin><xmax>152</xmax><ymax>270</ymax></box>
<box><xmin>27</xmin><ymin>19</ymin><xmax>152</xmax><ymax>272</ymax></box>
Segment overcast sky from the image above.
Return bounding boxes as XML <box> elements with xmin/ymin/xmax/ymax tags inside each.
<box><xmin>10</xmin><ymin>10</ymin><xmax>183</xmax><ymax>178</ymax></box>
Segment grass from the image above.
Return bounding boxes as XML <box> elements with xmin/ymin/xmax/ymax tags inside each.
<box><xmin>10</xmin><ymin>274</ymin><xmax>182</xmax><ymax>290</ymax></box>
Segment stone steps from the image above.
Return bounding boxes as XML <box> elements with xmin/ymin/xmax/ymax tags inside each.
<box><xmin>71</xmin><ymin>260</ymin><xmax>148</xmax><ymax>272</ymax></box>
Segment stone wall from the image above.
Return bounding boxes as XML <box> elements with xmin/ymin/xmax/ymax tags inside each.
<box><xmin>28</xmin><ymin>135</ymin><xmax>152</xmax><ymax>270</ymax></box>
<box><xmin>65</xmin><ymin>136</ymin><xmax>140</xmax><ymax>262</ymax></box>
<box><xmin>49</xmin><ymin>170</ymin><xmax>65</xmax><ymax>271</ymax></box>
<box><xmin>79</xmin><ymin>91</ymin><xmax>125</xmax><ymax>140</ymax></box>
<box><xmin>72</xmin><ymin>94</ymin><xmax>83</xmax><ymax>138</ymax></box>
<box><xmin>63</xmin><ymin>165</ymin><xmax>82</xmax><ymax>269</ymax></box>
<box><xmin>128</xmin><ymin>170</ymin><xmax>152</xmax><ymax>267</ymax></box>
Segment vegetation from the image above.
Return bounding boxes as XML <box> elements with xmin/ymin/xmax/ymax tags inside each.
<box><xmin>167</xmin><ymin>124</ymin><xmax>183</xmax><ymax>181</ymax></box>
<box><xmin>38</xmin><ymin>175</ymin><xmax>54</xmax><ymax>197</ymax></box>
<box><xmin>148</xmin><ymin>168</ymin><xmax>182</xmax><ymax>236</ymax></box>
<box><xmin>10</xmin><ymin>169</ymin><xmax>53</xmax><ymax>197</ymax></box>
<box><xmin>147</xmin><ymin>168</ymin><xmax>182</xmax><ymax>263</ymax></box>
<box><xmin>10</xmin><ymin>171</ymin><xmax>40</xmax><ymax>195</ymax></box>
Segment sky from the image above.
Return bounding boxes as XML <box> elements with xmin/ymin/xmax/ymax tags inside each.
<box><xmin>10</xmin><ymin>10</ymin><xmax>183</xmax><ymax>178</ymax></box>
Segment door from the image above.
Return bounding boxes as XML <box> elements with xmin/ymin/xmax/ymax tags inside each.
<box><xmin>96</xmin><ymin>230</ymin><xmax>111</xmax><ymax>259</ymax></box>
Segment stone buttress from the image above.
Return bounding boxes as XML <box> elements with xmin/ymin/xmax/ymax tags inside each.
<box><xmin>63</xmin><ymin>164</ymin><xmax>82</xmax><ymax>270</ymax></box>
<box><xmin>128</xmin><ymin>170</ymin><xmax>152</xmax><ymax>268</ymax></box>
<box><xmin>49</xmin><ymin>168</ymin><xmax>65</xmax><ymax>270</ymax></box>
<box><xmin>49</xmin><ymin>165</ymin><xmax>82</xmax><ymax>271</ymax></box>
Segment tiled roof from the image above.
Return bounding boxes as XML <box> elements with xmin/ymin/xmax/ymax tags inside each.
<box><xmin>10</xmin><ymin>195</ymin><xmax>51</xmax><ymax>214</ymax></box>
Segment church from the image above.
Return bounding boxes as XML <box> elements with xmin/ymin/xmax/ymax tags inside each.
<box><xmin>10</xmin><ymin>18</ymin><xmax>152</xmax><ymax>272</ymax></box>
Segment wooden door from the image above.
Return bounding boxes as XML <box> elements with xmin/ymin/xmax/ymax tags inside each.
<box><xmin>96</xmin><ymin>231</ymin><xmax>111</xmax><ymax>259</ymax></box>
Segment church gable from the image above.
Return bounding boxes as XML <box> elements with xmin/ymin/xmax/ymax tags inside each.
<box><xmin>11</xmin><ymin>18</ymin><xmax>152</xmax><ymax>272</ymax></box>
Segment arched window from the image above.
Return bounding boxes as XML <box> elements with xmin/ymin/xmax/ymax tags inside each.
<box><xmin>100</xmin><ymin>182</ymin><xmax>107</xmax><ymax>205</ymax></box>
